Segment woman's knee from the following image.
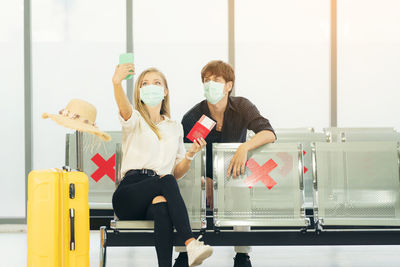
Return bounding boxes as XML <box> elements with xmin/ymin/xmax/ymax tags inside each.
<box><xmin>159</xmin><ymin>174</ymin><xmax>178</xmax><ymax>186</ymax></box>
<box><xmin>159</xmin><ymin>174</ymin><xmax>175</xmax><ymax>180</ymax></box>
<box><xmin>152</xmin><ymin>195</ymin><xmax>167</xmax><ymax>204</ymax></box>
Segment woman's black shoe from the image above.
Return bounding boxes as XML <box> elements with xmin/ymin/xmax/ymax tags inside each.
<box><xmin>173</xmin><ymin>252</ymin><xmax>189</xmax><ymax>267</ymax></box>
<box><xmin>233</xmin><ymin>253</ymin><xmax>252</xmax><ymax>267</ymax></box>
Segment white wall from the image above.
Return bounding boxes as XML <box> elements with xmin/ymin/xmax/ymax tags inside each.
<box><xmin>338</xmin><ymin>0</ymin><xmax>400</xmax><ymax>130</ymax></box>
<box><xmin>0</xmin><ymin>0</ymin><xmax>25</xmax><ymax>218</ymax></box>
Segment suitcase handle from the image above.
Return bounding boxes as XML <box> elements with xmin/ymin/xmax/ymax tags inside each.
<box><xmin>69</xmin><ymin>208</ymin><xmax>75</xmax><ymax>251</ymax></box>
<box><xmin>69</xmin><ymin>183</ymin><xmax>75</xmax><ymax>199</ymax></box>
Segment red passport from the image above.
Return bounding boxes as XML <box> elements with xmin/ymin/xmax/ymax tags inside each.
<box><xmin>186</xmin><ymin>115</ymin><xmax>216</xmax><ymax>142</ymax></box>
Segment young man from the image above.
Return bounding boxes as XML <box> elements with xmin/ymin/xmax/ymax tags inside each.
<box><xmin>174</xmin><ymin>60</ymin><xmax>276</xmax><ymax>267</ymax></box>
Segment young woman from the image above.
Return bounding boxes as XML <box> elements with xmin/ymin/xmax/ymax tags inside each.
<box><xmin>111</xmin><ymin>63</ymin><xmax>213</xmax><ymax>267</ymax></box>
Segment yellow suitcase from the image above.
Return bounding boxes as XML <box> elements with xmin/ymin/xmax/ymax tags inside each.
<box><xmin>27</xmin><ymin>167</ymin><xmax>90</xmax><ymax>267</ymax></box>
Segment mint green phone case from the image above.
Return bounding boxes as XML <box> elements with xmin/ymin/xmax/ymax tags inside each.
<box><xmin>119</xmin><ymin>53</ymin><xmax>134</xmax><ymax>80</ymax></box>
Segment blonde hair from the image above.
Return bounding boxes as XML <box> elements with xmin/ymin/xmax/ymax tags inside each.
<box><xmin>134</xmin><ymin>68</ymin><xmax>170</xmax><ymax>140</ymax></box>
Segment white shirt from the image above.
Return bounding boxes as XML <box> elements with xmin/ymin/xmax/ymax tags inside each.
<box><xmin>119</xmin><ymin>106</ymin><xmax>186</xmax><ymax>178</ymax></box>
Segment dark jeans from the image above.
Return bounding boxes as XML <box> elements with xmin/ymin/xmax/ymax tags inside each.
<box><xmin>112</xmin><ymin>172</ymin><xmax>194</xmax><ymax>267</ymax></box>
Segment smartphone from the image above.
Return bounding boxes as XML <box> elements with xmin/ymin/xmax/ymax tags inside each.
<box><xmin>119</xmin><ymin>53</ymin><xmax>134</xmax><ymax>80</ymax></box>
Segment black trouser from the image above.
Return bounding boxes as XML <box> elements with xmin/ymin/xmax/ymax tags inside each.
<box><xmin>112</xmin><ymin>171</ymin><xmax>194</xmax><ymax>267</ymax></box>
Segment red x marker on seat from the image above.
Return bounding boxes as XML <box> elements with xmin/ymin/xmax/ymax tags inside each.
<box><xmin>303</xmin><ymin>150</ymin><xmax>308</xmax><ymax>174</ymax></box>
<box><xmin>91</xmin><ymin>153</ymin><xmax>116</xmax><ymax>182</ymax></box>
<box><xmin>244</xmin><ymin>158</ymin><xmax>278</xmax><ymax>189</ymax></box>
<box><xmin>276</xmin><ymin>152</ymin><xmax>293</xmax><ymax>176</ymax></box>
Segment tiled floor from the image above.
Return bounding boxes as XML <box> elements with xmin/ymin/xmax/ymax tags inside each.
<box><xmin>2</xmin><ymin>231</ymin><xmax>400</xmax><ymax>267</ymax></box>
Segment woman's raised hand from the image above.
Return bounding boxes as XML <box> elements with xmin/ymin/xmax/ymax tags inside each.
<box><xmin>112</xmin><ymin>63</ymin><xmax>135</xmax><ymax>85</ymax></box>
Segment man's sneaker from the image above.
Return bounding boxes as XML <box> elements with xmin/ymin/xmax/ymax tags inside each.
<box><xmin>173</xmin><ymin>252</ymin><xmax>189</xmax><ymax>267</ymax></box>
<box><xmin>186</xmin><ymin>235</ymin><xmax>213</xmax><ymax>266</ymax></box>
<box><xmin>233</xmin><ymin>253</ymin><xmax>252</xmax><ymax>267</ymax></box>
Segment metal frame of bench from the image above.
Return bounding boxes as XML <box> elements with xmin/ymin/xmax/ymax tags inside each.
<box><xmin>92</xmin><ymin>135</ymin><xmax>400</xmax><ymax>267</ymax></box>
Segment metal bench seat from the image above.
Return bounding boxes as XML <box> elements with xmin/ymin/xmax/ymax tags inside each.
<box><xmin>110</xmin><ymin>220</ymin><xmax>154</xmax><ymax>230</ymax></box>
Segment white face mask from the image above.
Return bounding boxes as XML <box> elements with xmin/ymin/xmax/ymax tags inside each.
<box><xmin>140</xmin><ymin>84</ymin><xmax>165</xmax><ymax>106</ymax></box>
<box><xmin>203</xmin><ymin>81</ymin><xmax>225</xmax><ymax>105</ymax></box>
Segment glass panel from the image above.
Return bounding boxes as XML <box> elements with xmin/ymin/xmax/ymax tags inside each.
<box><xmin>213</xmin><ymin>143</ymin><xmax>307</xmax><ymax>227</ymax></box>
<box><xmin>32</xmin><ymin>0</ymin><xmax>125</xmax><ymax>170</ymax></box>
<box><xmin>275</xmin><ymin>132</ymin><xmax>327</xmax><ymax>208</ymax></box>
<box><xmin>315</xmin><ymin>142</ymin><xmax>400</xmax><ymax>226</ymax></box>
<box><xmin>338</xmin><ymin>0</ymin><xmax>400</xmax><ymax>131</ymax></box>
<box><xmin>132</xmin><ymin>0</ymin><xmax>228</xmax><ymax>121</ymax></box>
<box><xmin>177</xmin><ymin>144</ymin><xmax>205</xmax><ymax>229</ymax></box>
<box><xmin>66</xmin><ymin>132</ymin><xmax>122</xmax><ymax>209</ymax></box>
<box><xmin>0</xmin><ymin>0</ymin><xmax>25</xmax><ymax>217</ymax></box>
<box><xmin>235</xmin><ymin>0</ymin><xmax>330</xmax><ymax>130</ymax></box>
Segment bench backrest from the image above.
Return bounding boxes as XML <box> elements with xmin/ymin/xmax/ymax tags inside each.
<box><xmin>312</xmin><ymin>141</ymin><xmax>400</xmax><ymax>226</ymax></box>
<box><xmin>213</xmin><ymin>143</ymin><xmax>309</xmax><ymax>227</ymax></box>
<box><xmin>273</xmin><ymin>129</ymin><xmax>328</xmax><ymax>208</ymax></box>
<box><xmin>324</xmin><ymin>127</ymin><xmax>400</xmax><ymax>142</ymax></box>
<box><xmin>66</xmin><ymin>131</ymin><xmax>206</xmax><ymax>228</ymax></box>
<box><xmin>66</xmin><ymin>131</ymin><xmax>122</xmax><ymax>209</ymax></box>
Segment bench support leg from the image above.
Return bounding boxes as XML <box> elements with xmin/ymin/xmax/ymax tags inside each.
<box><xmin>100</xmin><ymin>226</ymin><xmax>107</xmax><ymax>267</ymax></box>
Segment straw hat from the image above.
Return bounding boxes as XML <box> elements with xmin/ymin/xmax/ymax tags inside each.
<box><xmin>42</xmin><ymin>99</ymin><xmax>111</xmax><ymax>141</ymax></box>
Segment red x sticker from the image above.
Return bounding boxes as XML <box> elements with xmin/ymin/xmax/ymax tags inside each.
<box><xmin>303</xmin><ymin>150</ymin><xmax>308</xmax><ymax>174</ymax></box>
<box><xmin>91</xmin><ymin>153</ymin><xmax>115</xmax><ymax>182</ymax></box>
<box><xmin>304</xmin><ymin>166</ymin><xmax>308</xmax><ymax>174</ymax></box>
<box><xmin>276</xmin><ymin>152</ymin><xmax>293</xmax><ymax>176</ymax></box>
<box><xmin>244</xmin><ymin>158</ymin><xmax>278</xmax><ymax>189</ymax></box>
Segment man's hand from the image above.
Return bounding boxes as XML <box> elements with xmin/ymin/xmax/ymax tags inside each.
<box><xmin>227</xmin><ymin>144</ymin><xmax>249</xmax><ymax>178</ymax></box>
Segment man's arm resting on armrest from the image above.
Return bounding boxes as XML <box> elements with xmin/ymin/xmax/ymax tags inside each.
<box><xmin>243</xmin><ymin>129</ymin><xmax>276</xmax><ymax>151</ymax></box>
<box><xmin>227</xmin><ymin>130</ymin><xmax>276</xmax><ymax>178</ymax></box>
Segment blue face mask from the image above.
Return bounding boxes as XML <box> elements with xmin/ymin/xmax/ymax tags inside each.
<box><xmin>140</xmin><ymin>84</ymin><xmax>165</xmax><ymax>106</ymax></box>
<box><xmin>203</xmin><ymin>81</ymin><xmax>225</xmax><ymax>105</ymax></box>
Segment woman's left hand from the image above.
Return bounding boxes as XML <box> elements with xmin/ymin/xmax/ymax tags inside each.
<box><xmin>187</xmin><ymin>137</ymin><xmax>207</xmax><ymax>157</ymax></box>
